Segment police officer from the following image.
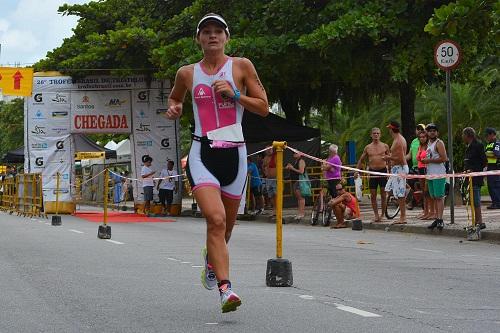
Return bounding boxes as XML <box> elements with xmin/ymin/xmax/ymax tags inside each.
<box><xmin>485</xmin><ymin>127</ymin><xmax>500</xmax><ymax>209</ymax></box>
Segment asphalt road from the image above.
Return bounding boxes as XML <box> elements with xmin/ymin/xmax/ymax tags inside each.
<box><xmin>1</xmin><ymin>212</ymin><xmax>500</xmax><ymax>333</ymax></box>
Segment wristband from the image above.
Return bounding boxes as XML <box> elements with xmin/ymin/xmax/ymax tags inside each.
<box><xmin>232</xmin><ymin>89</ymin><xmax>241</xmax><ymax>101</ymax></box>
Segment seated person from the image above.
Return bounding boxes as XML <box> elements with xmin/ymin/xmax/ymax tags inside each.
<box><xmin>328</xmin><ymin>183</ymin><xmax>360</xmax><ymax>229</ymax></box>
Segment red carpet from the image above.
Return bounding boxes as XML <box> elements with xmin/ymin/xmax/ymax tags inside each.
<box><xmin>73</xmin><ymin>211</ymin><xmax>175</xmax><ymax>223</ymax></box>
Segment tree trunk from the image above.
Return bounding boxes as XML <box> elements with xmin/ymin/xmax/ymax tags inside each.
<box><xmin>399</xmin><ymin>81</ymin><xmax>416</xmax><ymax>144</ymax></box>
<box><xmin>279</xmin><ymin>93</ymin><xmax>301</xmax><ymax>125</ymax></box>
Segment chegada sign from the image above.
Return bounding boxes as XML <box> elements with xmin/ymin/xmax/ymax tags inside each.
<box><xmin>434</xmin><ymin>40</ymin><xmax>461</xmax><ymax>71</ymax></box>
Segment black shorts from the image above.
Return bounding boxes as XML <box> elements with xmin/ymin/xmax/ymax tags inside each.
<box><xmin>159</xmin><ymin>189</ymin><xmax>174</xmax><ymax>205</ymax></box>
<box><xmin>143</xmin><ymin>186</ymin><xmax>154</xmax><ymax>201</ymax></box>
<box><xmin>327</xmin><ymin>179</ymin><xmax>340</xmax><ymax>198</ymax></box>
<box><xmin>251</xmin><ymin>186</ymin><xmax>262</xmax><ymax>196</ymax></box>
<box><xmin>368</xmin><ymin>168</ymin><xmax>388</xmax><ymax>190</ymax></box>
<box><xmin>418</xmin><ymin>167</ymin><xmax>427</xmax><ymax>175</ymax></box>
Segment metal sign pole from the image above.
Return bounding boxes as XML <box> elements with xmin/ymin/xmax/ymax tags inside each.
<box><xmin>446</xmin><ymin>70</ymin><xmax>455</xmax><ymax>224</ymax></box>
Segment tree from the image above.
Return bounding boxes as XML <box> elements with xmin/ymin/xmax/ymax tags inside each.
<box><xmin>35</xmin><ymin>0</ymin><xmax>498</xmax><ymax>141</ymax></box>
<box><xmin>0</xmin><ymin>99</ymin><xmax>24</xmax><ymax>157</ymax></box>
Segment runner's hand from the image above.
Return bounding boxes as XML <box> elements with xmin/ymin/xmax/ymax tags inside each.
<box><xmin>166</xmin><ymin>103</ymin><xmax>182</xmax><ymax>119</ymax></box>
<box><xmin>212</xmin><ymin>80</ymin><xmax>234</xmax><ymax>99</ymax></box>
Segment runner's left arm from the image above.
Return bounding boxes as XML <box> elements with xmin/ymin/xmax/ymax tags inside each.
<box><xmin>241</xmin><ymin>59</ymin><xmax>269</xmax><ymax>116</ymax></box>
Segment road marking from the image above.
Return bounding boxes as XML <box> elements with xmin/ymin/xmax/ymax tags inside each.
<box><xmin>461</xmin><ymin>254</ymin><xmax>477</xmax><ymax>257</ymax></box>
<box><xmin>205</xmin><ymin>323</ymin><xmax>218</xmax><ymax>325</ymax></box>
<box><xmin>69</xmin><ymin>229</ymin><xmax>84</xmax><ymax>234</ymax></box>
<box><xmin>191</xmin><ymin>265</ymin><xmax>203</xmax><ymax>268</ymax></box>
<box><xmin>299</xmin><ymin>295</ymin><xmax>315</xmax><ymax>300</ymax></box>
<box><xmin>167</xmin><ymin>257</ymin><xmax>180</xmax><ymax>262</ymax></box>
<box><xmin>413</xmin><ymin>248</ymin><xmax>443</xmax><ymax>253</ymax></box>
<box><xmin>45</xmin><ymin>222</ymin><xmax>50</xmax><ymax>225</ymax></box>
<box><xmin>181</xmin><ymin>261</ymin><xmax>191</xmax><ymax>264</ymax></box>
<box><xmin>334</xmin><ymin>304</ymin><xmax>381</xmax><ymax>317</ymax></box>
<box><xmin>105</xmin><ymin>240</ymin><xmax>124</xmax><ymax>245</ymax></box>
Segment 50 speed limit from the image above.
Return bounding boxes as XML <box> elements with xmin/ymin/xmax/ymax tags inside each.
<box><xmin>434</xmin><ymin>40</ymin><xmax>461</xmax><ymax>70</ymax></box>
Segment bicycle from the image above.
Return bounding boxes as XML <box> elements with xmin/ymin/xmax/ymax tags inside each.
<box><xmin>385</xmin><ymin>184</ymin><xmax>424</xmax><ymax>219</ymax></box>
<box><xmin>385</xmin><ymin>168</ymin><xmax>425</xmax><ymax>219</ymax></box>
<box><xmin>310</xmin><ymin>187</ymin><xmax>334</xmax><ymax>226</ymax></box>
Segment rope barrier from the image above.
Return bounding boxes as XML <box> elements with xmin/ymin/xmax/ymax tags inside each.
<box><xmin>286</xmin><ymin>145</ymin><xmax>500</xmax><ymax>180</ymax></box>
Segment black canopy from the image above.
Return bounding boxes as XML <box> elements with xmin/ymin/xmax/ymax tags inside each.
<box><xmin>73</xmin><ymin>134</ymin><xmax>117</xmax><ymax>159</ymax></box>
<box><xmin>1</xmin><ymin>146</ymin><xmax>24</xmax><ymax>164</ymax></box>
<box><xmin>242</xmin><ymin>111</ymin><xmax>320</xmax><ymax>143</ymax></box>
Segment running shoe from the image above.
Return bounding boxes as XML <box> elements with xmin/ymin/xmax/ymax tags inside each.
<box><xmin>437</xmin><ymin>219</ymin><xmax>444</xmax><ymax>231</ymax></box>
<box><xmin>201</xmin><ymin>247</ymin><xmax>217</xmax><ymax>290</ymax></box>
<box><xmin>220</xmin><ymin>284</ymin><xmax>242</xmax><ymax>313</ymax></box>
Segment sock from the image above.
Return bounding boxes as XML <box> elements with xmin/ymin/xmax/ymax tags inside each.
<box><xmin>218</xmin><ymin>280</ymin><xmax>231</xmax><ymax>293</ymax></box>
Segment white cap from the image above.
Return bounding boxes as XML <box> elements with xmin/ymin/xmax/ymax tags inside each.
<box><xmin>196</xmin><ymin>14</ymin><xmax>230</xmax><ymax>36</ymax></box>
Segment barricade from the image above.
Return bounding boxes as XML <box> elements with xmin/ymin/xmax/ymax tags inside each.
<box><xmin>0</xmin><ymin>173</ymin><xmax>45</xmax><ymax>218</ymax></box>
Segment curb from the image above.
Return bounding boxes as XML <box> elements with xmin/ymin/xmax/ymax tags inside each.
<box><xmin>251</xmin><ymin>214</ymin><xmax>500</xmax><ymax>242</ymax></box>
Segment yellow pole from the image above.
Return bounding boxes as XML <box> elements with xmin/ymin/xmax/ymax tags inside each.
<box><xmin>103</xmin><ymin>169</ymin><xmax>109</xmax><ymax>225</ymax></box>
<box><xmin>273</xmin><ymin>141</ymin><xmax>286</xmax><ymax>259</ymax></box>
<box><xmin>55</xmin><ymin>172</ymin><xmax>60</xmax><ymax>215</ymax></box>
<box><xmin>23</xmin><ymin>174</ymin><xmax>28</xmax><ymax>216</ymax></box>
<box><xmin>468</xmin><ymin>175</ymin><xmax>476</xmax><ymax>226</ymax></box>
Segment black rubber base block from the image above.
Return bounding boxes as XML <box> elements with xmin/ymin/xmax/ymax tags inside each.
<box><xmin>98</xmin><ymin>224</ymin><xmax>111</xmax><ymax>239</ymax></box>
<box><xmin>266</xmin><ymin>258</ymin><xmax>293</xmax><ymax>287</ymax></box>
<box><xmin>51</xmin><ymin>215</ymin><xmax>62</xmax><ymax>226</ymax></box>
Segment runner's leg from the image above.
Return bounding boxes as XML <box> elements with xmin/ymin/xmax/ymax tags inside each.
<box><xmin>194</xmin><ymin>186</ymin><xmax>229</xmax><ymax>282</ymax></box>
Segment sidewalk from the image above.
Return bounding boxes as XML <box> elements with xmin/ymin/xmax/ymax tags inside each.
<box><xmin>244</xmin><ymin>199</ymin><xmax>500</xmax><ymax>242</ymax></box>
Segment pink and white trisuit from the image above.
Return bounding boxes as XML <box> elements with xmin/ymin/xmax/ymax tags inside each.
<box><xmin>186</xmin><ymin>57</ymin><xmax>247</xmax><ymax>200</ymax></box>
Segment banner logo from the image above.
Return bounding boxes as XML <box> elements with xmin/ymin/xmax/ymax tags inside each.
<box><xmin>56</xmin><ymin>141</ymin><xmax>64</xmax><ymax>149</ymax></box>
<box><xmin>34</xmin><ymin>93</ymin><xmax>43</xmax><ymax>103</ymax></box>
<box><xmin>35</xmin><ymin>157</ymin><xmax>44</xmax><ymax>167</ymax></box>
<box><xmin>31</xmin><ymin>125</ymin><xmax>46</xmax><ymax>135</ymax></box>
<box><xmin>161</xmin><ymin>138</ymin><xmax>170</xmax><ymax>148</ymax></box>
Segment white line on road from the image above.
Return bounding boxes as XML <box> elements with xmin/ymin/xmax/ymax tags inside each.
<box><xmin>69</xmin><ymin>229</ymin><xmax>84</xmax><ymax>234</ymax></box>
<box><xmin>167</xmin><ymin>257</ymin><xmax>180</xmax><ymax>261</ymax></box>
<box><xmin>299</xmin><ymin>295</ymin><xmax>315</xmax><ymax>300</ymax></box>
<box><xmin>191</xmin><ymin>265</ymin><xmax>203</xmax><ymax>268</ymax></box>
<box><xmin>205</xmin><ymin>323</ymin><xmax>218</xmax><ymax>325</ymax></box>
<box><xmin>105</xmin><ymin>240</ymin><xmax>124</xmax><ymax>245</ymax></box>
<box><xmin>412</xmin><ymin>248</ymin><xmax>443</xmax><ymax>253</ymax></box>
<box><xmin>45</xmin><ymin>222</ymin><xmax>50</xmax><ymax>225</ymax></box>
<box><xmin>181</xmin><ymin>261</ymin><xmax>191</xmax><ymax>264</ymax></box>
<box><xmin>334</xmin><ymin>304</ymin><xmax>381</xmax><ymax>317</ymax></box>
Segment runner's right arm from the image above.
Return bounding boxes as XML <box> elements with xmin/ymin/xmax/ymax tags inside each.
<box><xmin>166</xmin><ymin>66</ymin><xmax>189</xmax><ymax>120</ymax></box>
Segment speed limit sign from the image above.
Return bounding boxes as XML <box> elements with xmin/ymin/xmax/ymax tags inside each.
<box><xmin>434</xmin><ymin>40</ymin><xmax>461</xmax><ymax>70</ymax></box>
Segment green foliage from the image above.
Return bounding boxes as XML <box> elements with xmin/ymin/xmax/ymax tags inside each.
<box><xmin>34</xmin><ymin>0</ymin><xmax>498</xmax><ymax>140</ymax></box>
<box><xmin>0</xmin><ymin>99</ymin><xmax>24</xmax><ymax>157</ymax></box>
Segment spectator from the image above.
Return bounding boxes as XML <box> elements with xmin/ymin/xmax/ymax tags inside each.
<box><xmin>357</xmin><ymin>127</ymin><xmax>390</xmax><ymax>222</ymax></box>
<box><xmin>157</xmin><ymin>160</ymin><xmax>177</xmax><ymax>215</ymax></box>
<box><xmin>286</xmin><ymin>152</ymin><xmax>307</xmax><ymax>220</ymax></box>
<box><xmin>323</xmin><ymin>144</ymin><xmax>342</xmax><ymax>198</ymax></box>
<box><xmin>484</xmin><ymin>127</ymin><xmax>500</xmax><ymax>209</ymax></box>
<box><xmin>110</xmin><ymin>168</ymin><xmax>123</xmax><ymax>211</ymax></box>
<box><xmin>263</xmin><ymin>148</ymin><xmax>277</xmax><ymax>215</ymax></box>
<box><xmin>247</xmin><ymin>157</ymin><xmax>264</xmax><ymax>214</ymax></box>
<box><xmin>141</xmin><ymin>156</ymin><xmax>155</xmax><ymax>215</ymax></box>
<box><xmin>354</xmin><ymin>172</ymin><xmax>363</xmax><ymax>201</ymax></box>
<box><xmin>421</xmin><ymin>123</ymin><xmax>448</xmax><ymax>230</ymax></box>
<box><xmin>406</xmin><ymin>124</ymin><xmax>427</xmax><ymax>210</ymax></box>
<box><xmin>383</xmin><ymin>121</ymin><xmax>409</xmax><ymax>224</ymax></box>
<box><xmin>463</xmin><ymin>127</ymin><xmax>487</xmax><ymax>229</ymax></box>
<box><xmin>328</xmin><ymin>182</ymin><xmax>360</xmax><ymax>229</ymax></box>
<box><xmin>415</xmin><ymin>130</ymin><xmax>433</xmax><ymax>220</ymax></box>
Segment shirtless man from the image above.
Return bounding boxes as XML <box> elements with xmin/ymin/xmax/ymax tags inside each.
<box><xmin>357</xmin><ymin>128</ymin><xmax>390</xmax><ymax>222</ymax></box>
<box><xmin>383</xmin><ymin>121</ymin><xmax>409</xmax><ymax>224</ymax></box>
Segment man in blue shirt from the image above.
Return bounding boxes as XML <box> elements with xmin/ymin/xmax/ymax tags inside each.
<box><xmin>247</xmin><ymin>157</ymin><xmax>264</xmax><ymax>214</ymax></box>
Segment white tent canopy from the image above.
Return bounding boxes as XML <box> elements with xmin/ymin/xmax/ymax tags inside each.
<box><xmin>115</xmin><ymin>139</ymin><xmax>131</xmax><ymax>162</ymax></box>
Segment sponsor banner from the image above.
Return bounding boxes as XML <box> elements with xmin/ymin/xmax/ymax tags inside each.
<box><xmin>27</xmin><ymin>91</ymin><xmax>71</xmax><ymax>137</ymax></box>
<box><xmin>70</xmin><ymin>90</ymin><xmax>132</xmax><ymax>134</ymax></box>
<box><xmin>130</xmin><ymin>89</ymin><xmax>179</xmax><ymax>203</ymax></box>
<box><xmin>33</xmin><ymin>75</ymin><xmax>170</xmax><ymax>92</ymax></box>
<box><xmin>27</xmin><ymin>135</ymin><xmax>72</xmax><ymax>201</ymax></box>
